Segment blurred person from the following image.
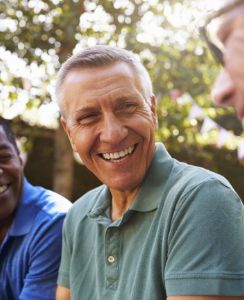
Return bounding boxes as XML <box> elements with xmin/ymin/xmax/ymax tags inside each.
<box><xmin>55</xmin><ymin>45</ymin><xmax>244</xmax><ymax>300</ymax></box>
<box><xmin>0</xmin><ymin>116</ymin><xmax>71</xmax><ymax>300</ymax></box>
<box><xmin>200</xmin><ymin>0</ymin><xmax>244</xmax><ymax>128</ymax></box>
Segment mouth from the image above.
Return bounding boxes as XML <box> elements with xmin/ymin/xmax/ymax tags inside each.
<box><xmin>0</xmin><ymin>184</ymin><xmax>8</xmax><ymax>194</ymax></box>
<box><xmin>99</xmin><ymin>144</ymin><xmax>137</xmax><ymax>162</ymax></box>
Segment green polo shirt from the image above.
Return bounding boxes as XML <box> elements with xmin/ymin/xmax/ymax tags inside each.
<box><xmin>58</xmin><ymin>143</ymin><xmax>244</xmax><ymax>299</ymax></box>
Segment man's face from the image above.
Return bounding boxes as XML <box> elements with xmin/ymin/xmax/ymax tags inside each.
<box><xmin>212</xmin><ymin>2</ymin><xmax>244</xmax><ymax>127</ymax></box>
<box><xmin>0</xmin><ymin>126</ymin><xmax>24</xmax><ymax>222</ymax></box>
<box><xmin>61</xmin><ymin>62</ymin><xmax>157</xmax><ymax>194</ymax></box>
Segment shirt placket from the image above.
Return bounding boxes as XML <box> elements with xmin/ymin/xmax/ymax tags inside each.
<box><xmin>105</xmin><ymin>227</ymin><xmax>120</xmax><ymax>290</ymax></box>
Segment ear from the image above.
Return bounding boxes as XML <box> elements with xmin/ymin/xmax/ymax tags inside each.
<box><xmin>60</xmin><ymin>117</ymin><xmax>78</xmax><ymax>152</ymax></box>
<box><xmin>150</xmin><ymin>95</ymin><xmax>158</xmax><ymax>128</ymax></box>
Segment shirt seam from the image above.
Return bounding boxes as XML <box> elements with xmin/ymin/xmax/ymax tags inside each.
<box><xmin>165</xmin><ymin>272</ymin><xmax>244</xmax><ymax>279</ymax></box>
<box><xmin>171</xmin><ymin>177</ymin><xmax>234</xmax><ymax>224</ymax></box>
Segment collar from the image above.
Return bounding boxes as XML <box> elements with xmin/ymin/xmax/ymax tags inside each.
<box><xmin>88</xmin><ymin>186</ymin><xmax>111</xmax><ymax>219</ymax></box>
<box><xmin>8</xmin><ymin>178</ymin><xmax>40</xmax><ymax>236</ymax></box>
<box><xmin>88</xmin><ymin>143</ymin><xmax>174</xmax><ymax>220</ymax></box>
<box><xmin>129</xmin><ymin>143</ymin><xmax>173</xmax><ymax>212</ymax></box>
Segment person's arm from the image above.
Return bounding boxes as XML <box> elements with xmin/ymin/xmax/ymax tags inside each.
<box><xmin>56</xmin><ymin>286</ymin><xmax>70</xmax><ymax>300</ymax></box>
<box><xmin>168</xmin><ymin>297</ymin><xmax>244</xmax><ymax>300</ymax></box>
<box><xmin>19</xmin><ymin>215</ymin><xmax>65</xmax><ymax>300</ymax></box>
<box><xmin>164</xmin><ymin>179</ymin><xmax>244</xmax><ymax>297</ymax></box>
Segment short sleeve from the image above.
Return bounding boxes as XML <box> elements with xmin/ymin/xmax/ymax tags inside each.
<box><xmin>19</xmin><ymin>214</ymin><xmax>66</xmax><ymax>300</ymax></box>
<box><xmin>165</xmin><ymin>179</ymin><xmax>244</xmax><ymax>296</ymax></box>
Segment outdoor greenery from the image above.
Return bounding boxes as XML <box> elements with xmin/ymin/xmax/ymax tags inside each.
<box><xmin>0</xmin><ymin>0</ymin><xmax>243</xmax><ymax>199</ymax></box>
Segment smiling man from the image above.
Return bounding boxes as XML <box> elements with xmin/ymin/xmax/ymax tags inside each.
<box><xmin>55</xmin><ymin>45</ymin><xmax>244</xmax><ymax>300</ymax></box>
<box><xmin>0</xmin><ymin>117</ymin><xmax>71</xmax><ymax>300</ymax></box>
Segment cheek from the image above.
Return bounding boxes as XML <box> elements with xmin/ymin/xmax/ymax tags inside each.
<box><xmin>71</xmin><ymin>131</ymin><xmax>85</xmax><ymax>151</ymax></box>
<box><xmin>70</xmin><ymin>128</ymin><xmax>95</xmax><ymax>157</ymax></box>
<box><xmin>141</xmin><ymin>113</ymin><xmax>157</xmax><ymax>131</ymax></box>
<box><xmin>132</xmin><ymin>115</ymin><xmax>156</xmax><ymax>143</ymax></box>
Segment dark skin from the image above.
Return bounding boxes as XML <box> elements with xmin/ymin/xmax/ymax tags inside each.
<box><xmin>0</xmin><ymin>126</ymin><xmax>24</xmax><ymax>244</ymax></box>
<box><xmin>0</xmin><ymin>215</ymin><xmax>14</xmax><ymax>243</ymax></box>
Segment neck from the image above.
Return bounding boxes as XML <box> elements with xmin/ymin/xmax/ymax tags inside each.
<box><xmin>110</xmin><ymin>188</ymin><xmax>139</xmax><ymax>221</ymax></box>
<box><xmin>0</xmin><ymin>215</ymin><xmax>14</xmax><ymax>244</ymax></box>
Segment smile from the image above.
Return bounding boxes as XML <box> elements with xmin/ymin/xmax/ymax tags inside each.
<box><xmin>101</xmin><ymin>145</ymin><xmax>136</xmax><ymax>161</ymax></box>
<box><xmin>0</xmin><ymin>185</ymin><xmax>8</xmax><ymax>194</ymax></box>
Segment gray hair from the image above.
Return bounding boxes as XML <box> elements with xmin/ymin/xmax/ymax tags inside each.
<box><xmin>55</xmin><ymin>45</ymin><xmax>153</xmax><ymax>111</ymax></box>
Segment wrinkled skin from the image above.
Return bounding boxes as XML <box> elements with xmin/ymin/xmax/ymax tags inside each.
<box><xmin>212</xmin><ymin>4</ymin><xmax>244</xmax><ymax>127</ymax></box>
<box><xmin>61</xmin><ymin>62</ymin><xmax>157</xmax><ymax>218</ymax></box>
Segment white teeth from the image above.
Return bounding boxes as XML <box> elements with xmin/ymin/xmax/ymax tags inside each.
<box><xmin>119</xmin><ymin>150</ymin><xmax>125</xmax><ymax>157</ymax></box>
<box><xmin>102</xmin><ymin>145</ymin><xmax>135</xmax><ymax>161</ymax></box>
<box><xmin>0</xmin><ymin>185</ymin><xmax>7</xmax><ymax>193</ymax></box>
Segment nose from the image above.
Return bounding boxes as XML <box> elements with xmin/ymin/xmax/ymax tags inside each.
<box><xmin>100</xmin><ymin>113</ymin><xmax>128</xmax><ymax>144</ymax></box>
<box><xmin>211</xmin><ymin>69</ymin><xmax>236</xmax><ymax>107</ymax></box>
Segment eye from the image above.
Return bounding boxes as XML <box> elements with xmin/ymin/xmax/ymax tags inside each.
<box><xmin>117</xmin><ymin>101</ymin><xmax>138</xmax><ymax>113</ymax></box>
<box><xmin>76</xmin><ymin>112</ymin><xmax>100</xmax><ymax>125</ymax></box>
<box><xmin>0</xmin><ymin>154</ymin><xmax>12</xmax><ymax>162</ymax></box>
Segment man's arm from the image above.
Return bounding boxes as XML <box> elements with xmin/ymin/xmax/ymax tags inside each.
<box><xmin>168</xmin><ymin>297</ymin><xmax>244</xmax><ymax>300</ymax></box>
<box><xmin>164</xmin><ymin>179</ymin><xmax>244</xmax><ymax>297</ymax></box>
<box><xmin>19</xmin><ymin>216</ymin><xmax>66</xmax><ymax>299</ymax></box>
<box><xmin>56</xmin><ymin>286</ymin><xmax>70</xmax><ymax>300</ymax></box>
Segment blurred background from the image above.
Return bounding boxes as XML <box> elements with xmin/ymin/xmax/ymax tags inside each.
<box><xmin>0</xmin><ymin>0</ymin><xmax>243</xmax><ymax>201</ymax></box>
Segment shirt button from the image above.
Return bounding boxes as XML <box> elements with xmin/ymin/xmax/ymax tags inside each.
<box><xmin>107</xmin><ymin>255</ymin><xmax>116</xmax><ymax>263</ymax></box>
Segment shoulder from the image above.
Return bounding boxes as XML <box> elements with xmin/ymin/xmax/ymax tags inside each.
<box><xmin>22</xmin><ymin>186</ymin><xmax>72</xmax><ymax>250</ymax></box>
<box><xmin>171</xmin><ymin>159</ymin><xmax>235</xmax><ymax>196</ymax></box>
<box><xmin>167</xmin><ymin>161</ymin><xmax>243</xmax><ymax>222</ymax></box>
<box><xmin>22</xmin><ymin>180</ymin><xmax>72</xmax><ymax>221</ymax></box>
<box><xmin>39</xmin><ymin>189</ymin><xmax>72</xmax><ymax>215</ymax></box>
<box><xmin>164</xmin><ymin>162</ymin><xmax>244</xmax><ymax>246</ymax></box>
<box><xmin>161</xmin><ymin>159</ymin><xmax>243</xmax><ymax>223</ymax></box>
<box><xmin>37</xmin><ymin>189</ymin><xmax>71</xmax><ymax>220</ymax></box>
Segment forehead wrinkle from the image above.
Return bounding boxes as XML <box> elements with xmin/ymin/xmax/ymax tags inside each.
<box><xmin>75</xmin><ymin>82</ymin><xmax>142</xmax><ymax>107</ymax></box>
<box><xmin>62</xmin><ymin>62</ymin><xmax>147</xmax><ymax>118</ymax></box>
<box><xmin>73</xmin><ymin>92</ymin><xmax>141</xmax><ymax>117</ymax></box>
<box><xmin>65</xmin><ymin>74</ymin><xmax>136</xmax><ymax>102</ymax></box>
<box><xmin>64</xmin><ymin>62</ymin><xmax>140</xmax><ymax>93</ymax></box>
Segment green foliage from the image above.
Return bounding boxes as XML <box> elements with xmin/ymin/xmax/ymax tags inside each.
<box><xmin>0</xmin><ymin>0</ymin><xmax>243</xmax><ymax>197</ymax></box>
<box><xmin>1</xmin><ymin>0</ymin><xmax>214</xmax><ymax>105</ymax></box>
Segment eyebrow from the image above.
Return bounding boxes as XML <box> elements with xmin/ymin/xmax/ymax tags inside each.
<box><xmin>115</xmin><ymin>96</ymin><xmax>138</xmax><ymax>102</ymax></box>
<box><xmin>74</xmin><ymin>106</ymin><xmax>99</xmax><ymax>115</ymax></box>
<box><xmin>73</xmin><ymin>96</ymin><xmax>136</xmax><ymax>112</ymax></box>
